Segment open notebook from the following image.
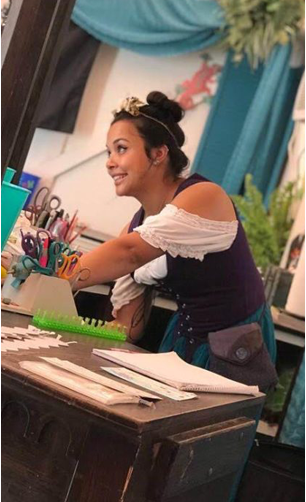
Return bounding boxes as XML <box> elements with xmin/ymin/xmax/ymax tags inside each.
<box><xmin>92</xmin><ymin>350</ymin><xmax>259</xmax><ymax>396</ymax></box>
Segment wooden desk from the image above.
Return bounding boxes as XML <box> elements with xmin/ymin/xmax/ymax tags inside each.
<box><xmin>2</xmin><ymin>312</ymin><xmax>264</xmax><ymax>502</ymax></box>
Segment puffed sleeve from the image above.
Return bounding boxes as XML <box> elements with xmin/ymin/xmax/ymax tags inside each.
<box><xmin>133</xmin><ymin>204</ymin><xmax>238</xmax><ymax>261</ymax></box>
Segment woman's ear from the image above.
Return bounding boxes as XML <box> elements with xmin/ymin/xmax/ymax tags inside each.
<box><xmin>151</xmin><ymin>145</ymin><xmax>169</xmax><ymax>165</ymax></box>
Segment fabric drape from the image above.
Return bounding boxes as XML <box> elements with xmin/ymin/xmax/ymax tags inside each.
<box><xmin>192</xmin><ymin>44</ymin><xmax>303</xmax><ymax>199</ymax></box>
<box><xmin>72</xmin><ymin>0</ymin><xmax>224</xmax><ymax>55</ymax></box>
<box><xmin>38</xmin><ymin>21</ymin><xmax>100</xmax><ymax>133</ymax></box>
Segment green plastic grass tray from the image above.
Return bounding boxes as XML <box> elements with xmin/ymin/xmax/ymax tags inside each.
<box><xmin>32</xmin><ymin>310</ymin><xmax>126</xmax><ymax>341</ymax></box>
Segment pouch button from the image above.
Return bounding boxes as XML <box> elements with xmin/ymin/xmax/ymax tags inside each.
<box><xmin>236</xmin><ymin>347</ymin><xmax>249</xmax><ymax>360</ymax></box>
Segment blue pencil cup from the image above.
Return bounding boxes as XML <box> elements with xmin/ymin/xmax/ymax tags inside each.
<box><xmin>1</xmin><ymin>181</ymin><xmax>30</xmax><ymax>251</ymax></box>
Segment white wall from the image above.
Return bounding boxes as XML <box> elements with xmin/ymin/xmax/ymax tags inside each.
<box><xmin>281</xmin><ymin>122</ymin><xmax>306</xmax><ymax>266</ymax></box>
<box><xmin>24</xmin><ymin>44</ymin><xmax>225</xmax><ymax>237</ymax></box>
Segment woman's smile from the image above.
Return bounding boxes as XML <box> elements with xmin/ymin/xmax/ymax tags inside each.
<box><xmin>112</xmin><ymin>173</ymin><xmax>128</xmax><ymax>185</ymax></box>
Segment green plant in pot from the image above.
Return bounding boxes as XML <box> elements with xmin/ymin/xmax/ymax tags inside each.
<box><xmin>232</xmin><ymin>174</ymin><xmax>298</xmax><ymax>272</ymax></box>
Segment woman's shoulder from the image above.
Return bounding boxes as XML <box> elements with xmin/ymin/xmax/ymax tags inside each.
<box><xmin>172</xmin><ymin>178</ymin><xmax>236</xmax><ymax>222</ymax></box>
<box><xmin>175</xmin><ymin>173</ymin><xmax>210</xmax><ymax>194</ymax></box>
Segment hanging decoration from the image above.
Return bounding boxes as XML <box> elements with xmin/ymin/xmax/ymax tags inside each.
<box><xmin>218</xmin><ymin>0</ymin><xmax>304</xmax><ymax>68</ymax></box>
<box><xmin>174</xmin><ymin>53</ymin><xmax>223</xmax><ymax>111</ymax></box>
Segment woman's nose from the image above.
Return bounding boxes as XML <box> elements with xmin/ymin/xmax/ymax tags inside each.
<box><xmin>106</xmin><ymin>154</ymin><xmax>116</xmax><ymax>169</ymax></box>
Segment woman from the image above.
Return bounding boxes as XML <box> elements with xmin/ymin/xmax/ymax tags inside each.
<box><xmin>78</xmin><ymin>91</ymin><xmax>277</xmax><ymax>390</ymax></box>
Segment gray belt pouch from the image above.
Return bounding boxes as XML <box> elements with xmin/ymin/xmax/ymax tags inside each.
<box><xmin>208</xmin><ymin>323</ymin><xmax>278</xmax><ymax>392</ymax></box>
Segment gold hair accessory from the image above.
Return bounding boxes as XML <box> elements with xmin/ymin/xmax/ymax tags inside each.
<box><xmin>113</xmin><ymin>96</ymin><xmax>180</xmax><ymax>146</ymax></box>
<box><xmin>113</xmin><ymin>97</ymin><xmax>145</xmax><ymax>117</ymax></box>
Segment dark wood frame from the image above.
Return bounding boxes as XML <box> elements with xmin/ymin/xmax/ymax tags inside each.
<box><xmin>1</xmin><ymin>0</ymin><xmax>76</xmax><ymax>181</ymax></box>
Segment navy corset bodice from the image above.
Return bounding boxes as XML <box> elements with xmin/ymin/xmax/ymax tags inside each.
<box><xmin>129</xmin><ymin>174</ymin><xmax>265</xmax><ymax>340</ymax></box>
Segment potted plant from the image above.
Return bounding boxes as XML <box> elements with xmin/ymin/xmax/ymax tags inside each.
<box><xmin>232</xmin><ymin>173</ymin><xmax>298</xmax><ymax>272</ymax></box>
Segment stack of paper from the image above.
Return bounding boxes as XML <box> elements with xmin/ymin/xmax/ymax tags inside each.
<box><xmin>93</xmin><ymin>350</ymin><xmax>259</xmax><ymax>396</ymax></box>
<box><xmin>19</xmin><ymin>360</ymin><xmax>147</xmax><ymax>406</ymax></box>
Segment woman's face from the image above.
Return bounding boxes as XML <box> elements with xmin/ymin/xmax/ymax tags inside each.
<box><xmin>106</xmin><ymin>120</ymin><xmax>154</xmax><ymax>198</ymax></box>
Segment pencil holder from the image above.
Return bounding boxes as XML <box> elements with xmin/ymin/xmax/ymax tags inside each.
<box><xmin>1</xmin><ymin>273</ymin><xmax>78</xmax><ymax>316</ymax></box>
<box><xmin>1</xmin><ymin>181</ymin><xmax>30</xmax><ymax>251</ymax></box>
<box><xmin>3</xmin><ymin>167</ymin><xmax>16</xmax><ymax>183</ymax></box>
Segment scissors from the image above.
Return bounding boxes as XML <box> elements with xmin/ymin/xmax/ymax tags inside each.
<box><xmin>57</xmin><ymin>253</ymin><xmax>81</xmax><ymax>280</ymax></box>
<box><xmin>20</xmin><ymin>229</ymin><xmax>51</xmax><ymax>260</ymax></box>
<box><xmin>10</xmin><ymin>255</ymin><xmax>54</xmax><ymax>288</ymax></box>
<box><xmin>25</xmin><ymin>186</ymin><xmax>61</xmax><ymax>226</ymax></box>
<box><xmin>47</xmin><ymin>241</ymin><xmax>71</xmax><ymax>273</ymax></box>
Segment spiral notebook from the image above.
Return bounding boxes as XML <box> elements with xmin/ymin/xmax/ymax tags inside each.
<box><xmin>92</xmin><ymin>350</ymin><xmax>259</xmax><ymax>396</ymax></box>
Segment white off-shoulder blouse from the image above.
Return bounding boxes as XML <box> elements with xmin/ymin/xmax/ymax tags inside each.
<box><xmin>111</xmin><ymin>204</ymin><xmax>238</xmax><ymax>317</ymax></box>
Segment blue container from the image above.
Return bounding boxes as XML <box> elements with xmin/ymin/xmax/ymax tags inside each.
<box><xmin>19</xmin><ymin>171</ymin><xmax>41</xmax><ymax>208</ymax></box>
<box><xmin>1</xmin><ymin>181</ymin><xmax>30</xmax><ymax>251</ymax></box>
<box><xmin>3</xmin><ymin>167</ymin><xmax>16</xmax><ymax>183</ymax></box>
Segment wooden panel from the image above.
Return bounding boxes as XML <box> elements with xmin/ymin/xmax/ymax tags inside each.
<box><xmin>148</xmin><ymin>417</ymin><xmax>256</xmax><ymax>501</ymax></box>
<box><xmin>1</xmin><ymin>386</ymin><xmax>88</xmax><ymax>502</ymax></box>
<box><xmin>66</xmin><ymin>424</ymin><xmax>144</xmax><ymax>502</ymax></box>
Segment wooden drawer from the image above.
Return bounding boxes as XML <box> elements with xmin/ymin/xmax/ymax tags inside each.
<box><xmin>148</xmin><ymin>417</ymin><xmax>256</xmax><ymax>502</ymax></box>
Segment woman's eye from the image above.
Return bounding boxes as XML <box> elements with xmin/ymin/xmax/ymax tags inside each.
<box><xmin>117</xmin><ymin>145</ymin><xmax>127</xmax><ymax>154</ymax></box>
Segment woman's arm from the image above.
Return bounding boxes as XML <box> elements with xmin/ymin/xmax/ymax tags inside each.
<box><xmin>77</xmin><ymin>182</ymin><xmax>235</xmax><ymax>290</ymax></box>
<box><xmin>110</xmin><ymin>290</ymin><xmax>153</xmax><ymax>343</ymax></box>
<box><xmin>107</xmin><ymin>223</ymin><xmax>153</xmax><ymax>342</ymax></box>
<box><xmin>77</xmin><ymin>231</ymin><xmax>164</xmax><ymax>289</ymax></box>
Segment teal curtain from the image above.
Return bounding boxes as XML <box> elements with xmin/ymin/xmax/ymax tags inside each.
<box><xmin>192</xmin><ymin>44</ymin><xmax>303</xmax><ymax>199</ymax></box>
<box><xmin>72</xmin><ymin>0</ymin><xmax>223</xmax><ymax>55</ymax></box>
<box><xmin>72</xmin><ymin>0</ymin><xmax>302</xmax><ymax>198</ymax></box>
<box><xmin>279</xmin><ymin>353</ymin><xmax>305</xmax><ymax>449</ymax></box>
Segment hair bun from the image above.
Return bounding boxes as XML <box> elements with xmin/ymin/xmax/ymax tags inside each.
<box><xmin>146</xmin><ymin>91</ymin><xmax>184</xmax><ymax>123</ymax></box>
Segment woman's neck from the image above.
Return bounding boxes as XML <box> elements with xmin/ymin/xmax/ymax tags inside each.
<box><xmin>140</xmin><ymin>177</ymin><xmax>183</xmax><ymax>217</ymax></box>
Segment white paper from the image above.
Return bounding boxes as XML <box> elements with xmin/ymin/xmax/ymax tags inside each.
<box><xmin>1</xmin><ymin>336</ymin><xmax>72</xmax><ymax>352</ymax></box>
<box><xmin>41</xmin><ymin>357</ymin><xmax>160</xmax><ymax>400</ymax></box>
<box><xmin>93</xmin><ymin>350</ymin><xmax>259</xmax><ymax>396</ymax></box>
<box><xmin>103</xmin><ymin>367</ymin><xmax>197</xmax><ymax>401</ymax></box>
<box><xmin>1</xmin><ymin>327</ymin><xmax>18</xmax><ymax>334</ymax></box>
<box><xmin>19</xmin><ymin>361</ymin><xmax>141</xmax><ymax>405</ymax></box>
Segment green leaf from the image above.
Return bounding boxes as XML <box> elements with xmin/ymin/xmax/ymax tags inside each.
<box><xmin>232</xmin><ymin>175</ymin><xmax>300</xmax><ymax>271</ymax></box>
<box><xmin>218</xmin><ymin>0</ymin><xmax>304</xmax><ymax>68</ymax></box>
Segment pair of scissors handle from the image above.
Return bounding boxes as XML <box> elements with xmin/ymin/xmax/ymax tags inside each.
<box><xmin>44</xmin><ymin>195</ymin><xmax>61</xmax><ymax>212</ymax></box>
<box><xmin>24</xmin><ymin>205</ymin><xmax>42</xmax><ymax>226</ymax></box>
<box><xmin>70</xmin><ymin>267</ymin><xmax>91</xmax><ymax>292</ymax></box>
<box><xmin>21</xmin><ymin>230</ymin><xmax>51</xmax><ymax>260</ymax></box>
<box><xmin>27</xmin><ymin>187</ymin><xmax>61</xmax><ymax>225</ymax></box>
<box><xmin>47</xmin><ymin>242</ymin><xmax>62</xmax><ymax>273</ymax></box>
<box><xmin>20</xmin><ymin>231</ymin><xmax>38</xmax><ymax>258</ymax></box>
<box><xmin>35</xmin><ymin>187</ymin><xmax>61</xmax><ymax>212</ymax></box>
<box><xmin>57</xmin><ymin>254</ymin><xmax>81</xmax><ymax>280</ymax></box>
<box><xmin>20</xmin><ymin>255</ymin><xmax>53</xmax><ymax>276</ymax></box>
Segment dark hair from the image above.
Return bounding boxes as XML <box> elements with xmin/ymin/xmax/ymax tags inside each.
<box><xmin>112</xmin><ymin>91</ymin><xmax>189</xmax><ymax>178</ymax></box>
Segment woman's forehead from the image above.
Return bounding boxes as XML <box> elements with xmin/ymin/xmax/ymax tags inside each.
<box><xmin>107</xmin><ymin>120</ymin><xmax>141</xmax><ymax>143</ymax></box>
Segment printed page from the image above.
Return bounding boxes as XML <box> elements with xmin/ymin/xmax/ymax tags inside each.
<box><xmin>103</xmin><ymin>367</ymin><xmax>197</xmax><ymax>401</ymax></box>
